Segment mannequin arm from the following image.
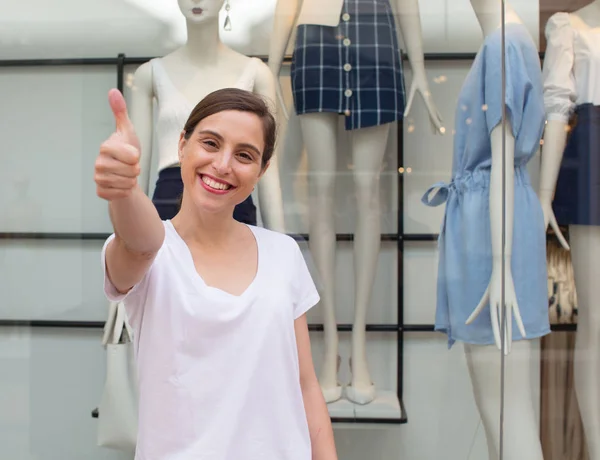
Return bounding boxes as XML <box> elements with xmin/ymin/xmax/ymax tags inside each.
<box><xmin>466</xmin><ymin>121</ymin><xmax>526</xmax><ymax>353</ymax></box>
<box><xmin>539</xmin><ymin>120</ymin><xmax>570</xmax><ymax>249</ymax></box>
<box><xmin>130</xmin><ymin>62</ymin><xmax>155</xmax><ymax>196</ymax></box>
<box><xmin>268</xmin><ymin>0</ymin><xmax>299</xmax><ymax>78</ymax></box>
<box><xmin>268</xmin><ymin>0</ymin><xmax>300</xmax><ymax>120</ymax></box>
<box><xmin>393</xmin><ymin>0</ymin><xmax>444</xmax><ymax>132</ymax></box>
<box><xmin>253</xmin><ymin>62</ymin><xmax>287</xmax><ymax>232</ymax></box>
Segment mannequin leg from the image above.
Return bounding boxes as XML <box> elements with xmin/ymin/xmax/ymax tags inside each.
<box><xmin>570</xmin><ymin>225</ymin><xmax>600</xmax><ymax>458</ymax></box>
<box><xmin>464</xmin><ymin>341</ymin><xmax>544</xmax><ymax>460</ymax></box>
<box><xmin>345</xmin><ymin>123</ymin><xmax>391</xmax><ymax>405</ymax></box>
<box><xmin>299</xmin><ymin>112</ymin><xmax>342</xmax><ymax>403</ymax></box>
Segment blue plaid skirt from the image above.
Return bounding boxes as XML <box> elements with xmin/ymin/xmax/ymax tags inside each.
<box><xmin>290</xmin><ymin>0</ymin><xmax>406</xmax><ymax>130</ymax></box>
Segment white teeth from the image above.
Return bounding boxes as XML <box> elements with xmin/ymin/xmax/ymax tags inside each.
<box><xmin>201</xmin><ymin>175</ymin><xmax>231</xmax><ymax>191</ymax></box>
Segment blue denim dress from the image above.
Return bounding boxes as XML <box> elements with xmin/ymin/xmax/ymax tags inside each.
<box><xmin>422</xmin><ymin>23</ymin><xmax>551</xmax><ymax>348</ymax></box>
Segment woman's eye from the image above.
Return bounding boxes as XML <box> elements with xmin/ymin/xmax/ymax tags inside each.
<box><xmin>203</xmin><ymin>140</ymin><xmax>218</xmax><ymax>148</ymax></box>
<box><xmin>239</xmin><ymin>152</ymin><xmax>253</xmax><ymax>161</ymax></box>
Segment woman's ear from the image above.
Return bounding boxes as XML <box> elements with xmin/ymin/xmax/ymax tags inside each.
<box><xmin>178</xmin><ymin>131</ymin><xmax>186</xmax><ymax>163</ymax></box>
<box><xmin>258</xmin><ymin>159</ymin><xmax>271</xmax><ymax>178</ymax></box>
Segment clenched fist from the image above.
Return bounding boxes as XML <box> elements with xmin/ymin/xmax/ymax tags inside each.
<box><xmin>95</xmin><ymin>89</ymin><xmax>142</xmax><ymax>201</ymax></box>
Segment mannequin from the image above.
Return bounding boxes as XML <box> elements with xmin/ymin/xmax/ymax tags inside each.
<box><xmin>268</xmin><ymin>0</ymin><xmax>444</xmax><ymax>405</ymax></box>
<box><xmin>422</xmin><ymin>2</ymin><xmax>549</xmax><ymax>458</ymax></box>
<box><xmin>130</xmin><ymin>0</ymin><xmax>285</xmax><ymax>231</ymax></box>
<box><xmin>540</xmin><ymin>2</ymin><xmax>600</xmax><ymax>457</ymax></box>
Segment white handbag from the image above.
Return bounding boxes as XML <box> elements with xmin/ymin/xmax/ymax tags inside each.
<box><xmin>96</xmin><ymin>301</ymin><xmax>139</xmax><ymax>452</ymax></box>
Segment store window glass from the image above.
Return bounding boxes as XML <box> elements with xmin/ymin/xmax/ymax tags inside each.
<box><xmin>536</xmin><ymin>1</ymin><xmax>600</xmax><ymax>459</ymax></box>
<box><xmin>3</xmin><ymin>0</ymin><xmax>590</xmax><ymax>459</ymax></box>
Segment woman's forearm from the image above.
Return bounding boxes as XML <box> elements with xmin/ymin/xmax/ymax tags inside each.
<box><xmin>109</xmin><ymin>184</ymin><xmax>164</xmax><ymax>255</ymax></box>
<box><xmin>302</xmin><ymin>382</ymin><xmax>338</xmax><ymax>459</ymax></box>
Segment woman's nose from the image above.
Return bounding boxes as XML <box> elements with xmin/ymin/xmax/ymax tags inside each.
<box><xmin>212</xmin><ymin>151</ymin><xmax>233</xmax><ymax>174</ymax></box>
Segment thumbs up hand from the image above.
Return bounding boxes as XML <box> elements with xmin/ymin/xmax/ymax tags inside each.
<box><xmin>94</xmin><ymin>89</ymin><xmax>142</xmax><ymax>201</ymax></box>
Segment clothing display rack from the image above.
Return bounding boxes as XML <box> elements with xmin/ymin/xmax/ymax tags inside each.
<box><xmin>0</xmin><ymin>50</ymin><xmax>573</xmax><ymax>426</ymax></box>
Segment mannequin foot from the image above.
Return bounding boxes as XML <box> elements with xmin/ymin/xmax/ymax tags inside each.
<box><xmin>345</xmin><ymin>357</ymin><xmax>375</xmax><ymax>405</ymax></box>
<box><xmin>320</xmin><ymin>384</ymin><xmax>343</xmax><ymax>403</ymax></box>
<box><xmin>319</xmin><ymin>354</ymin><xmax>343</xmax><ymax>403</ymax></box>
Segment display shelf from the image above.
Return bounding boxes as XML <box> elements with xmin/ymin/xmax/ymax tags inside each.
<box><xmin>0</xmin><ymin>319</ymin><xmax>576</xmax><ymax>333</ymax></box>
<box><xmin>0</xmin><ymin>232</ymin><xmax>112</xmax><ymax>241</ymax></box>
<box><xmin>0</xmin><ymin>320</ymin><xmax>105</xmax><ymax>328</ymax></box>
<box><xmin>401</xmin><ymin>324</ymin><xmax>578</xmax><ymax>333</ymax></box>
<box><xmin>354</xmin><ymin>391</ymin><xmax>405</xmax><ymax>421</ymax></box>
<box><xmin>328</xmin><ymin>391</ymin><xmax>406</xmax><ymax>424</ymax></box>
<box><xmin>0</xmin><ymin>57</ymin><xmax>126</xmax><ymax>67</ymax></box>
<box><xmin>0</xmin><ymin>320</ymin><xmax>400</xmax><ymax>331</ymax></box>
<box><xmin>0</xmin><ymin>52</ymin><xmax>550</xmax><ymax>68</ymax></box>
<box><xmin>90</xmin><ymin>393</ymin><xmax>406</xmax><ymax>424</ymax></box>
<box><xmin>327</xmin><ymin>398</ymin><xmax>356</xmax><ymax>419</ymax></box>
<box><xmin>0</xmin><ymin>231</ymin><xmax>438</xmax><ymax>242</ymax></box>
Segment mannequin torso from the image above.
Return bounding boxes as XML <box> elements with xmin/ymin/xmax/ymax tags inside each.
<box><xmin>155</xmin><ymin>46</ymin><xmax>255</xmax><ymax>105</ymax></box>
<box><xmin>296</xmin><ymin>0</ymin><xmax>345</xmax><ymax>26</ymax></box>
<box><xmin>470</xmin><ymin>0</ymin><xmax>521</xmax><ymax>35</ymax></box>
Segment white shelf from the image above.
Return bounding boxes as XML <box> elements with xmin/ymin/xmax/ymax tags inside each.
<box><xmin>327</xmin><ymin>390</ymin><xmax>403</xmax><ymax>421</ymax></box>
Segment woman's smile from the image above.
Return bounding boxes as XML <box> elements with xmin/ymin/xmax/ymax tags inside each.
<box><xmin>198</xmin><ymin>173</ymin><xmax>235</xmax><ymax>195</ymax></box>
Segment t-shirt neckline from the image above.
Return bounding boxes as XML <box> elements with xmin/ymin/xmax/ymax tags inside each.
<box><xmin>164</xmin><ymin>219</ymin><xmax>262</xmax><ymax>301</ymax></box>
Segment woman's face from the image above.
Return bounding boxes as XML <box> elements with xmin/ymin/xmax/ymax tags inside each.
<box><xmin>177</xmin><ymin>0</ymin><xmax>225</xmax><ymax>23</ymax></box>
<box><xmin>178</xmin><ymin>110</ymin><xmax>268</xmax><ymax>218</ymax></box>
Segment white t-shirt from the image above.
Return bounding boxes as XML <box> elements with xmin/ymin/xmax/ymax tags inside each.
<box><xmin>101</xmin><ymin>220</ymin><xmax>320</xmax><ymax>460</ymax></box>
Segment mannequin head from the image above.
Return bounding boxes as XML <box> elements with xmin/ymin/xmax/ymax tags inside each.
<box><xmin>177</xmin><ymin>88</ymin><xmax>275</xmax><ymax>216</ymax></box>
<box><xmin>177</xmin><ymin>0</ymin><xmax>225</xmax><ymax>24</ymax></box>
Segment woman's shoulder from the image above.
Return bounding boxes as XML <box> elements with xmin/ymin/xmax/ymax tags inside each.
<box><xmin>251</xmin><ymin>226</ymin><xmax>302</xmax><ymax>254</ymax></box>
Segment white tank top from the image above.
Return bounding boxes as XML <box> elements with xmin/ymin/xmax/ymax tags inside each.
<box><xmin>151</xmin><ymin>57</ymin><xmax>261</xmax><ymax>173</ymax></box>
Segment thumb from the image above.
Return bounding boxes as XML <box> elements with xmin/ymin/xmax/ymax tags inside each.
<box><xmin>108</xmin><ymin>89</ymin><xmax>134</xmax><ymax>136</ymax></box>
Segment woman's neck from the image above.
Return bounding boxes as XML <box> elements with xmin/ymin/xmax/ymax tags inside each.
<box><xmin>178</xmin><ymin>18</ymin><xmax>225</xmax><ymax>64</ymax></box>
<box><xmin>471</xmin><ymin>1</ymin><xmax>522</xmax><ymax>37</ymax></box>
<box><xmin>171</xmin><ymin>198</ymin><xmax>239</xmax><ymax>247</ymax></box>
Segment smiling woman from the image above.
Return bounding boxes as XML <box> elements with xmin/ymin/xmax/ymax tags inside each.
<box><xmin>93</xmin><ymin>87</ymin><xmax>338</xmax><ymax>460</ymax></box>
<box><xmin>176</xmin><ymin>88</ymin><xmax>277</xmax><ymax>218</ymax></box>
<box><xmin>172</xmin><ymin>88</ymin><xmax>277</xmax><ymax>214</ymax></box>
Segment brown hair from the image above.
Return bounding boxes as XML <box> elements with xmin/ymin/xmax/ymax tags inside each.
<box><xmin>182</xmin><ymin>87</ymin><xmax>277</xmax><ymax>169</ymax></box>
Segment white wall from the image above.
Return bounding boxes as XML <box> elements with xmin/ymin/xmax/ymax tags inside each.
<box><xmin>0</xmin><ymin>0</ymin><xmax>543</xmax><ymax>459</ymax></box>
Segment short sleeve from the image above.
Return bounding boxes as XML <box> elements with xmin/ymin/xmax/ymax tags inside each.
<box><xmin>542</xmin><ymin>13</ymin><xmax>576</xmax><ymax>122</ymax></box>
<box><xmin>483</xmin><ymin>35</ymin><xmax>538</xmax><ymax>137</ymax></box>
<box><xmin>100</xmin><ymin>233</ymin><xmax>149</xmax><ymax>304</ymax></box>
<box><xmin>291</xmin><ymin>242</ymin><xmax>320</xmax><ymax>319</ymax></box>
